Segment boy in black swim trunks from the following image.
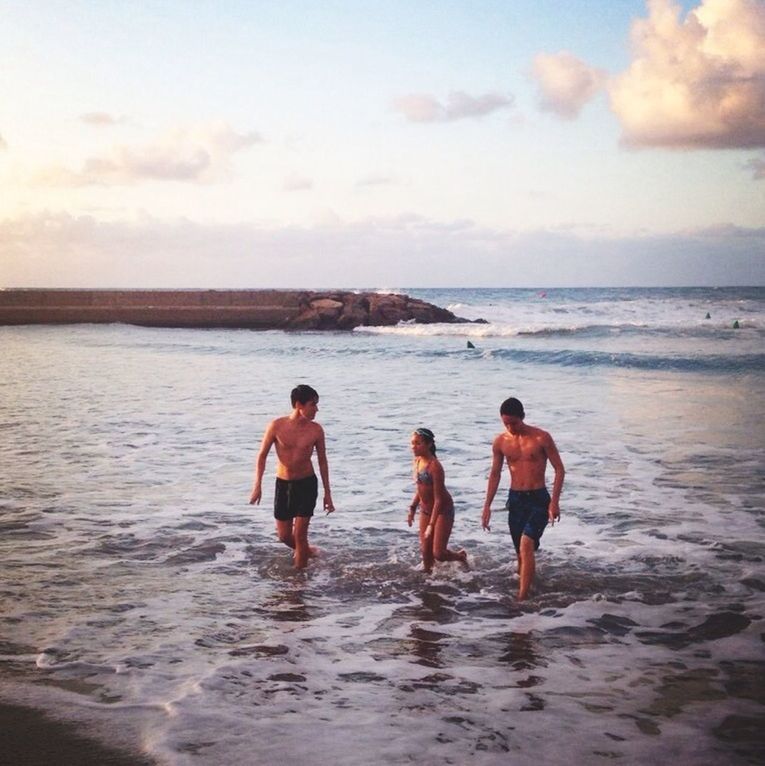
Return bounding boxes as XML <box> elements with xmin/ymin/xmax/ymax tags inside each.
<box><xmin>249</xmin><ymin>385</ymin><xmax>335</xmax><ymax>569</ymax></box>
<box><xmin>481</xmin><ymin>397</ymin><xmax>564</xmax><ymax>600</ymax></box>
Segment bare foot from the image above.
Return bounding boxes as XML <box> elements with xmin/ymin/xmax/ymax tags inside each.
<box><xmin>308</xmin><ymin>546</ymin><xmax>320</xmax><ymax>558</ymax></box>
<box><xmin>457</xmin><ymin>549</ymin><xmax>470</xmax><ymax>571</ymax></box>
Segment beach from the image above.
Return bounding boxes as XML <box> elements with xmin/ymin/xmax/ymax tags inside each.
<box><xmin>1</xmin><ymin>287</ymin><xmax>763</xmax><ymax>765</ymax></box>
<box><xmin>0</xmin><ymin>702</ymin><xmax>155</xmax><ymax>766</ymax></box>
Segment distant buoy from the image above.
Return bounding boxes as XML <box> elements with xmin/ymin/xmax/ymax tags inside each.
<box><xmin>733</xmin><ymin>320</ymin><xmax>740</xmax><ymax>329</ymax></box>
<box><xmin>467</xmin><ymin>340</ymin><xmax>476</xmax><ymax>349</ymax></box>
<box><xmin>705</xmin><ymin>312</ymin><xmax>711</xmax><ymax>319</ymax></box>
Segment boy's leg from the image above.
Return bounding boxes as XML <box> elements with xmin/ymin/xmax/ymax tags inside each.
<box><xmin>292</xmin><ymin>516</ymin><xmax>311</xmax><ymax>569</ymax></box>
<box><xmin>275</xmin><ymin>519</ymin><xmax>295</xmax><ymax>549</ymax></box>
<box><xmin>518</xmin><ymin>535</ymin><xmax>536</xmax><ymax>600</ymax></box>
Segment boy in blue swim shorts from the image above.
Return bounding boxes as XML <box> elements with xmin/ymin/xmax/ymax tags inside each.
<box><xmin>506</xmin><ymin>487</ymin><xmax>551</xmax><ymax>554</ymax></box>
<box><xmin>481</xmin><ymin>397</ymin><xmax>565</xmax><ymax>601</ymax></box>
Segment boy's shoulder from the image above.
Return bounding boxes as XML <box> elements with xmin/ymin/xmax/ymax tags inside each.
<box><xmin>272</xmin><ymin>415</ymin><xmax>323</xmax><ymax>435</ymax></box>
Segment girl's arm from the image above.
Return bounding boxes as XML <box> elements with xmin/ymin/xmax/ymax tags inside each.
<box><xmin>407</xmin><ymin>490</ymin><xmax>419</xmax><ymax>527</ymax></box>
<box><xmin>407</xmin><ymin>458</ymin><xmax>419</xmax><ymax>526</ymax></box>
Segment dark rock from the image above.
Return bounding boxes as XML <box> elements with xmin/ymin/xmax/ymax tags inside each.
<box><xmin>0</xmin><ymin>289</ymin><xmax>473</xmax><ymax>330</ymax></box>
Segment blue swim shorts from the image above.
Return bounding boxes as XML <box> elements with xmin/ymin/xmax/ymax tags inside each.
<box><xmin>506</xmin><ymin>488</ymin><xmax>551</xmax><ymax>553</ymax></box>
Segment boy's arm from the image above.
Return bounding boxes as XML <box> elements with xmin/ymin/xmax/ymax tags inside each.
<box><xmin>482</xmin><ymin>436</ymin><xmax>504</xmax><ymax>530</ymax></box>
<box><xmin>249</xmin><ymin>421</ymin><xmax>276</xmax><ymax>505</ymax></box>
<box><xmin>544</xmin><ymin>433</ymin><xmax>565</xmax><ymax>524</ymax></box>
<box><xmin>316</xmin><ymin>426</ymin><xmax>334</xmax><ymax>513</ymax></box>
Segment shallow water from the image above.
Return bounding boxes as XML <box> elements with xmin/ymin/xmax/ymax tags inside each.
<box><xmin>1</xmin><ymin>288</ymin><xmax>764</xmax><ymax>765</ymax></box>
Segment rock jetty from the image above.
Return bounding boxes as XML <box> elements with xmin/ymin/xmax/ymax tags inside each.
<box><xmin>0</xmin><ymin>289</ymin><xmax>473</xmax><ymax>330</ymax></box>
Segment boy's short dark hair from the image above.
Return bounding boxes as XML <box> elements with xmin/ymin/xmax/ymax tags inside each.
<box><xmin>500</xmin><ymin>397</ymin><xmax>525</xmax><ymax>418</ymax></box>
<box><xmin>291</xmin><ymin>384</ymin><xmax>319</xmax><ymax>406</ymax></box>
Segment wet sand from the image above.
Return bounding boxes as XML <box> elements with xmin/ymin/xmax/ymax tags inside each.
<box><xmin>0</xmin><ymin>702</ymin><xmax>155</xmax><ymax>766</ymax></box>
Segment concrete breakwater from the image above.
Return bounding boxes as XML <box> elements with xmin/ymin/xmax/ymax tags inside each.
<box><xmin>0</xmin><ymin>289</ymin><xmax>471</xmax><ymax>330</ymax></box>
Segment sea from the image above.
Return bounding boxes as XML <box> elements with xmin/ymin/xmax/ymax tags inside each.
<box><xmin>1</xmin><ymin>286</ymin><xmax>763</xmax><ymax>765</ymax></box>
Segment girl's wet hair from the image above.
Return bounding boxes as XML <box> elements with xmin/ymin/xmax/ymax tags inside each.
<box><xmin>414</xmin><ymin>427</ymin><xmax>437</xmax><ymax>455</ymax></box>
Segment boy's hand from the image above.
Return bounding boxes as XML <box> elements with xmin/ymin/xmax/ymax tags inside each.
<box><xmin>548</xmin><ymin>501</ymin><xmax>560</xmax><ymax>526</ymax></box>
<box><xmin>324</xmin><ymin>495</ymin><xmax>335</xmax><ymax>515</ymax></box>
<box><xmin>481</xmin><ymin>506</ymin><xmax>492</xmax><ymax>531</ymax></box>
<box><xmin>249</xmin><ymin>486</ymin><xmax>261</xmax><ymax>505</ymax></box>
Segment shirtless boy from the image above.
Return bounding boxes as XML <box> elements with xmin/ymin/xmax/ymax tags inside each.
<box><xmin>482</xmin><ymin>397</ymin><xmax>564</xmax><ymax>601</ymax></box>
<box><xmin>249</xmin><ymin>385</ymin><xmax>334</xmax><ymax>569</ymax></box>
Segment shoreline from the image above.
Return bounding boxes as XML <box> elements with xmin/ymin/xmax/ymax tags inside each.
<box><xmin>0</xmin><ymin>289</ymin><xmax>473</xmax><ymax>330</ymax></box>
<box><xmin>0</xmin><ymin>701</ymin><xmax>156</xmax><ymax>766</ymax></box>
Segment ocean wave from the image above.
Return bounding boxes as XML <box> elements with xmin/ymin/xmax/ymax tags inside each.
<box><xmin>354</xmin><ymin>320</ymin><xmax>764</xmax><ymax>339</ymax></box>
<box><xmin>476</xmin><ymin>348</ymin><xmax>765</xmax><ymax>373</ymax></box>
<box><xmin>279</xmin><ymin>331</ymin><xmax>765</xmax><ymax>371</ymax></box>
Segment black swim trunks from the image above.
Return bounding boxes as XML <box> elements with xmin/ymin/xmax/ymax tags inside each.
<box><xmin>506</xmin><ymin>488</ymin><xmax>551</xmax><ymax>553</ymax></box>
<box><xmin>274</xmin><ymin>474</ymin><xmax>318</xmax><ymax>521</ymax></box>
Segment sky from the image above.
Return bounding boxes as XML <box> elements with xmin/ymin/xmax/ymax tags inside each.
<box><xmin>1</xmin><ymin>0</ymin><xmax>764</xmax><ymax>287</ymax></box>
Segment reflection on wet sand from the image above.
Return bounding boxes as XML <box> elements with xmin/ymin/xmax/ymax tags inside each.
<box><xmin>408</xmin><ymin>624</ymin><xmax>447</xmax><ymax>668</ymax></box>
<box><xmin>257</xmin><ymin>589</ymin><xmax>312</xmax><ymax>623</ymax></box>
<box><xmin>495</xmin><ymin>630</ymin><xmax>546</xmax><ymax>671</ymax></box>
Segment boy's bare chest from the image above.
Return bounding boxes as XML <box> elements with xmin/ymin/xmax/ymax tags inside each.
<box><xmin>276</xmin><ymin>426</ymin><xmax>316</xmax><ymax>450</ymax></box>
<box><xmin>503</xmin><ymin>437</ymin><xmax>544</xmax><ymax>463</ymax></box>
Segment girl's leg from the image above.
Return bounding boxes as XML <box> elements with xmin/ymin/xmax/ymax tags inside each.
<box><xmin>432</xmin><ymin>514</ymin><xmax>468</xmax><ymax>566</ymax></box>
<box><xmin>418</xmin><ymin>513</ymin><xmax>434</xmax><ymax>573</ymax></box>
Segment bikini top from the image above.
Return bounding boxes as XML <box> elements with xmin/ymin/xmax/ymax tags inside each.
<box><xmin>416</xmin><ymin>466</ymin><xmax>433</xmax><ymax>485</ymax></box>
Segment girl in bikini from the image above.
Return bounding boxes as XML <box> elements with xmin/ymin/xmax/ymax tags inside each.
<box><xmin>407</xmin><ymin>428</ymin><xmax>468</xmax><ymax>573</ymax></box>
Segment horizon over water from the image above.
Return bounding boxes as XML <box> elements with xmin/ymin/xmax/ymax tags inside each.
<box><xmin>1</xmin><ymin>286</ymin><xmax>763</xmax><ymax>765</ymax></box>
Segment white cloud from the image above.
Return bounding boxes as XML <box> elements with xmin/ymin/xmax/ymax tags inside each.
<box><xmin>609</xmin><ymin>0</ymin><xmax>765</xmax><ymax>148</ymax></box>
<box><xmin>80</xmin><ymin>112</ymin><xmax>126</xmax><ymax>126</ymax></box>
<box><xmin>532</xmin><ymin>51</ymin><xmax>606</xmax><ymax>119</ymax></box>
<box><xmin>1</xmin><ymin>211</ymin><xmax>762</xmax><ymax>288</ymax></box>
<box><xmin>356</xmin><ymin>174</ymin><xmax>395</xmax><ymax>188</ymax></box>
<box><xmin>34</xmin><ymin>121</ymin><xmax>261</xmax><ymax>186</ymax></box>
<box><xmin>746</xmin><ymin>153</ymin><xmax>765</xmax><ymax>179</ymax></box>
<box><xmin>392</xmin><ymin>91</ymin><xmax>514</xmax><ymax>123</ymax></box>
<box><xmin>284</xmin><ymin>175</ymin><xmax>313</xmax><ymax>191</ymax></box>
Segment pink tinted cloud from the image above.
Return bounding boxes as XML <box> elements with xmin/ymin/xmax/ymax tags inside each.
<box><xmin>392</xmin><ymin>91</ymin><xmax>514</xmax><ymax>123</ymax></box>
<box><xmin>609</xmin><ymin>0</ymin><xmax>765</xmax><ymax>149</ymax></box>
<box><xmin>531</xmin><ymin>51</ymin><xmax>606</xmax><ymax>119</ymax></box>
<box><xmin>2</xmin><ymin>211</ymin><xmax>762</xmax><ymax>288</ymax></box>
<box><xmin>35</xmin><ymin>122</ymin><xmax>261</xmax><ymax>186</ymax></box>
